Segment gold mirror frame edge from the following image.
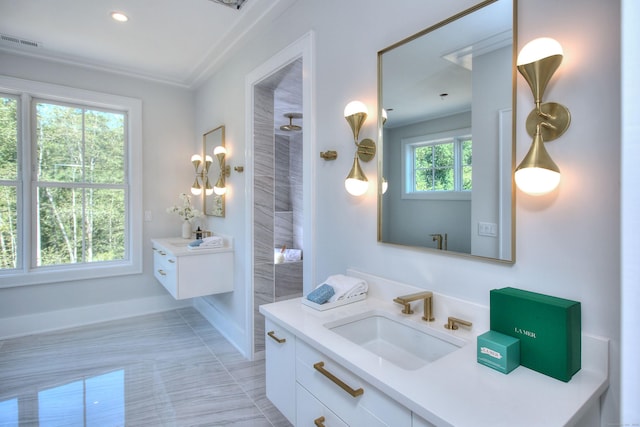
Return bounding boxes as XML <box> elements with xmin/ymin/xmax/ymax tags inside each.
<box><xmin>376</xmin><ymin>0</ymin><xmax>517</xmax><ymax>264</ymax></box>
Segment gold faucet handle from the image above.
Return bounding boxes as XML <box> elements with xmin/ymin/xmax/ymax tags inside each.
<box><xmin>445</xmin><ymin>316</ymin><xmax>472</xmax><ymax>330</ymax></box>
<box><xmin>393</xmin><ymin>297</ymin><xmax>414</xmax><ymax>314</ymax></box>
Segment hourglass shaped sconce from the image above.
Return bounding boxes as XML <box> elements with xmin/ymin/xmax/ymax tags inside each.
<box><xmin>515</xmin><ymin>37</ymin><xmax>571</xmax><ymax>196</ymax></box>
<box><xmin>212</xmin><ymin>146</ymin><xmax>231</xmax><ymax>195</ymax></box>
<box><xmin>190</xmin><ymin>154</ymin><xmax>213</xmax><ymax>196</ymax></box>
<box><xmin>344</xmin><ymin>101</ymin><xmax>376</xmax><ymax>196</ymax></box>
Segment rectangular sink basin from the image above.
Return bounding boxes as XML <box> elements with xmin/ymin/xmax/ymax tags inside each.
<box><xmin>326</xmin><ymin>311</ymin><xmax>464</xmax><ymax>370</ymax></box>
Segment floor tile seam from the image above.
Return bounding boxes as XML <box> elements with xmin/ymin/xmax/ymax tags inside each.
<box><xmin>175</xmin><ymin>309</ymin><xmax>277</xmax><ymax>426</ymax></box>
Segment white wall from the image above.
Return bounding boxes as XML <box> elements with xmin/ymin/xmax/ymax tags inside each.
<box><xmin>195</xmin><ymin>0</ymin><xmax>622</xmax><ymax>423</ymax></box>
<box><xmin>621</xmin><ymin>0</ymin><xmax>639</xmax><ymax>423</ymax></box>
<box><xmin>0</xmin><ymin>52</ymin><xmax>195</xmax><ymax>335</ymax></box>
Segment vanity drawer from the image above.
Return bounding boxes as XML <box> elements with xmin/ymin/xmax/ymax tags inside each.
<box><xmin>297</xmin><ymin>382</ymin><xmax>347</xmax><ymax>427</ymax></box>
<box><xmin>296</xmin><ymin>339</ymin><xmax>411</xmax><ymax>427</ymax></box>
<box><xmin>153</xmin><ymin>247</ymin><xmax>178</xmax><ymax>296</ymax></box>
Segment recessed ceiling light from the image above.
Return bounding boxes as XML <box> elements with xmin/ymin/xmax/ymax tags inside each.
<box><xmin>111</xmin><ymin>12</ymin><xmax>129</xmax><ymax>22</ymax></box>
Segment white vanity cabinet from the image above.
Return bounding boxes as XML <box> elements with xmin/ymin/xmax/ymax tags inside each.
<box><xmin>265</xmin><ymin>320</ymin><xmax>412</xmax><ymax>427</ymax></box>
<box><xmin>265</xmin><ymin>319</ymin><xmax>296</xmax><ymax>424</ymax></box>
<box><xmin>151</xmin><ymin>238</ymin><xmax>233</xmax><ymax>299</ymax></box>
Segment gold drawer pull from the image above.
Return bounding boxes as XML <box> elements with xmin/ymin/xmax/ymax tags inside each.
<box><xmin>168</xmin><ymin>259</ymin><xmax>176</xmax><ymax>264</ymax></box>
<box><xmin>158</xmin><ymin>250</ymin><xmax>166</xmax><ymax>256</ymax></box>
<box><xmin>267</xmin><ymin>331</ymin><xmax>286</xmax><ymax>343</ymax></box>
<box><xmin>314</xmin><ymin>416</ymin><xmax>326</xmax><ymax>427</ymax></box>
<box><xmin>313</xmin><ymin>361</ymin><xmax>364</xmax><ymax>398</ymax></box>
<box><xmin>158</xmin><ymin>269</ymin><xmax>166</xmax><ymax>276</ymax></box>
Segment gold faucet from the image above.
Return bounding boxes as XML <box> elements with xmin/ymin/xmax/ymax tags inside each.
<box><xmin>430</xmin><ymin>234</ymin><xmax>443</xmax><ymax>250</ymax></box>
<box><xmin>444</xmin><ymin>316</ymin><xmax>473</xmax><ymax>330</ymax></box>
<box><xmin>393</xmin><ymin>291</ymin><xmax>435</xmax><ymax>322</ymax></box>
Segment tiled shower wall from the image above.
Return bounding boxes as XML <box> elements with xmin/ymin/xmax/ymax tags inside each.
<box><xmin>253</xmin><ymin>85</ymin><xmax>275</xmax><ymax>354</ymax></box>
<box><xmin>253</xmin><ymin>84</ymin><xmax>304</xmax><ymax>354</ymax></box>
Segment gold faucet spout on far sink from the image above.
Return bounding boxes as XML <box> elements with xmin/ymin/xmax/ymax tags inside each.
<box><xmin>393</xmin><ymin>291</ymin><xmax>435</xmax><ymax>322</ymax></box>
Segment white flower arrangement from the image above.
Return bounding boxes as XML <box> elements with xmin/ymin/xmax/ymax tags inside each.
<box><xmin>166</xmin><ymin>193</ymin><xmax>203</xmax><ymax>222</ymax></box>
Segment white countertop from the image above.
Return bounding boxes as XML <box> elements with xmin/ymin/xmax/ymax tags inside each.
<box><xmin>260</xmin><ymin>275</ymin><xmax>609</xmax><ymax>427</ymax></box>
<box><xmin>151</xmin><ymin>236</ymin><xmax>233</xmax><ymax>256</ymax></box>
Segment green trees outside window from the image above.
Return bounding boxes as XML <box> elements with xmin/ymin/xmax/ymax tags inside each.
<box><xmin>0</xmin><ymin>96</ymin><xmax>128</xmax><ymax>270</ymax></box>
<box><xmin>411</xmin><ymin>137</ymin><xmax>472</xmax><ymax>193</ymax></box>
<box><xmin>0</xmin><ymin>96</ymin><xmax>18</xmax><ymax>269</ymax></box>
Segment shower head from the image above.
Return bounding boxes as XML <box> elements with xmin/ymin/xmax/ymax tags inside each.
<box><xmin>280</xmin><ymin>113</ymin><xmax>302</xmax><ymax>131</ymax></box>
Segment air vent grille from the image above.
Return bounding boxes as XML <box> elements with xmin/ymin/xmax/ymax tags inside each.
<box><xmin>0</xmin><ymin>33</ymin><xmax>41</xmax><ymax>49</ymax></box>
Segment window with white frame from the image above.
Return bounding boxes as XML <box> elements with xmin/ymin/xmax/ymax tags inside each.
<box><xmin>402</xmin><ymin>129</ymin><xmax>472</xmax><ymax>200</ymax></box>
<box><xmin>0</xmin><ymin>77</ymin><xmax>142</xmax><ymax>287</ymax></box>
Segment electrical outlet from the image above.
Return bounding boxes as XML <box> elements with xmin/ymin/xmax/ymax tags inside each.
<box><xmin>478</xmin><ymin>222</ymin><xmax>497</xmax><ymax>237</ymax></box>
<box><xmin>144</xmin><ymin>210</ymin><xmax>152</xmax><ymax>222</ymax></box>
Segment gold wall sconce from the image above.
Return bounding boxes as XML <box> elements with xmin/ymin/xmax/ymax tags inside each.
<box><xmin>212</xmin><ymin>146</ymin><xmax>231</xmax><ymax>195</ymax></box>
<box><xmin>515</xmin><ymin>37</ymin><xmax>571</xmax><ymax>196</ymax></box>
<box><xmin>190</xmin><ymin>154</ymin><xmax>213</xmax><ymax>196</ymax></box>
<box><xmin>344</xmin><ymin>100</ymin><xmax>376</xmax><ymax>196</ymax></box>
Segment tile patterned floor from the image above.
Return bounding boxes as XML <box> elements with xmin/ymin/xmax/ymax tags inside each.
<box><xmin>0</xmin><ymin>308</ymin><xmax>292</xmax><ymax>426</ymax></box>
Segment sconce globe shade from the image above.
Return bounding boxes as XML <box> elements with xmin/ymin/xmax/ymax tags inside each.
<box><xmin>191</xmin><ymin>186</ymin><xmax>202</xmax><ymax>196</ymax></box>
<box><xmin>191</xmin><ymin>154</ymin><xmax>203</xmax><ymax>163</ymax></box>
<box><xmin>515</xmin><ymin>167</ymin><xmax>561</xmax><ymax>196</ymax></box>
<box><xmin>205</xmin><ymin>155</ymin><xmax>213</xmax><ymax>163</ymax></box>
<box><xmin>213</xmin><ymin>185</ymin><xmax>227</xmax><ymax>196</ymax></box>
<box><xmin>344</xmin><ymin>101</ymin><xmax>368</xmax><ymax>118</ymax></box>
<box><xmin>213</xmin><ymin>146</ymin><xmax>227</xmax><ymax>156</ymax></box>
<box><xmin>205</xmin><ymin>188</ymin><xmax>214</xmax><ymax>196</ymax></box>
<box><xmin>517</xmin><ymin>37</ymin><xmax>563</xmax><ymax>66</ymax></box>
<box><xmin>345</xmin><ymin>178</ymin><xmax>369</xmax><ymax>196</ymax></box>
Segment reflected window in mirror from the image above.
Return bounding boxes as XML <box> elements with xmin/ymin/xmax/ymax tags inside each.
<box><xmin>402</xmin><ymin>129</ymin><xmax>472</xmax><ymax>198</ymax></box>
<box><xmin>378</xmin><ymin>0</ymin><xmax>515</xmax><ymax>262</ymax></box>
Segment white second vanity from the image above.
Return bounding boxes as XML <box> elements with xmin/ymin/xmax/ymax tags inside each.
<box><xmin>151</xmin><ymin>237</ymin><xmax>234</xmax><ymax>299</ymax></box>
<box><xmin>260</xmin><ymin>270</ymin><xmax>610</xmax><ymax>427</ymax></box>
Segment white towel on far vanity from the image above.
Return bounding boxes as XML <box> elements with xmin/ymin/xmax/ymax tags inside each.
<box><xmin>320</xmin><ymin>274</ymin><xmax>368</xmax><ymax>303</ymax></box>
<box><xmin>200</xmin><ymin>236</ymin><xmax>224</xmax><ymax>248</ymax></box>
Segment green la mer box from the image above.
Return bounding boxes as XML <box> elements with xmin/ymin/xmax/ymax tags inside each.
<box><xmin>477</xmin><ymin>330</ymin><xmax>520</xmax><ymax>374</ymax></box>
<box><xmin>490</xmin><ymin>287</ymin><xmax>581</xmax><ymax>382</ymax></box>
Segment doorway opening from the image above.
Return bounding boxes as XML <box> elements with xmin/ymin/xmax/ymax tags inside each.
<box><xmin>245</xmin><ymin>33</ymin><xmax>315</xmax><ymax>357</ymax></box>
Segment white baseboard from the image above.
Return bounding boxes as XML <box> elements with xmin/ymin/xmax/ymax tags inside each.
<box><xmin>193</xmin><ymin>297</ymin><xmax>249</xmax><ymax>359</ymax></box>
<box><xmin>0</xmin><ymin>294</ymin><xmax>188</xmax><ymax>339</ymax></box>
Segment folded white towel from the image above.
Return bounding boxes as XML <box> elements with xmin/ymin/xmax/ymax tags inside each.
<box><xmin>200</xmin><ymin>236</ymin><xmax>224</xmax><ymax>248</ymax></box>
<box><xmin>318</xmin><ymin>274</ymin><xmax>368</xmax><ymax>303</ymax></box>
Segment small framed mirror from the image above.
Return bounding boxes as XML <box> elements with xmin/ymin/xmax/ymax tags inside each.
<box><xmin>203</xmin><ymin>125</ymin><xmax>225</xmax><ymax>217</ymax></box>
<box><xmin>378</xmin><ymin>0</ymin><xmax>516</xmax><ymax>262</ymax></box>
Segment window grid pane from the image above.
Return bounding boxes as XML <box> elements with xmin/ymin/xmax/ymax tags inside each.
<box><xmin>0</xmin><ymin>95</ymin><xmax>19</xmax><ymax>271</ymax></box>
<box><xmin>410</xmin><ymin>137</ymin><xmax>472</xmax><ymax>193</ymax></box>
<box><xmin>35</xmin><ymin>101</ymin><xmax>127</xmax><ymax>268</ymax></box>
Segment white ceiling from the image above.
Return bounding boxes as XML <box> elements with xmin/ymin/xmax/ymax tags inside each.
<box><xmin>0</xmin><ymin>0</ymin><xmax>285</xmax><ymax>87</ymax></box>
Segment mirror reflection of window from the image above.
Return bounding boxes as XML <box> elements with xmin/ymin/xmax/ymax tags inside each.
<box><xmin>407</xmin><ymin>134</ymin><xmax>472</xmax><ymax>193</ymax></box>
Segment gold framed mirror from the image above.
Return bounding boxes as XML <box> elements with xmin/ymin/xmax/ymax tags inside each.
<box><xmin>203</xmin><ymin>125</ymin><xmax>225</xmax><ymax>217</ymax></box>
<box><xmin>378</xmin><ymin>0</ymin><xmax>516</xmax><ymax>262</ymax></box>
